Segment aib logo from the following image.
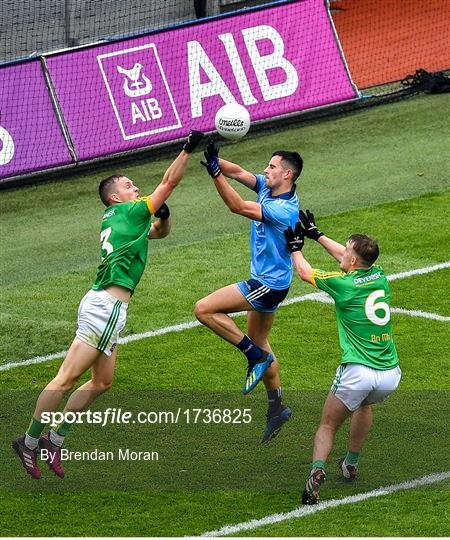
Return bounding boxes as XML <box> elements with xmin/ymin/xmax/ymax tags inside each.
<box><xmin>0</xmin><ymin>126</ymin><xmax>14</xmax><ymax>166</ymax></box>
<box><xmin>97</xmin><ymin>44</ymin><xmax>181</xmax><ymax>140</ymax></box>
<box><xmin>117</xmin><ymin>63</ymin><xmax>153</xmax><ymax>97</ymax></box>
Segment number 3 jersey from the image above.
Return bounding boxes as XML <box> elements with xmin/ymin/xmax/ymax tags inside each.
<box><xmin>311</xmin><ymin>265</ymin><xmax>399</xmax><ymax>370</ymax></box>
<box><xmin>92</xmin><ymin>197</ymin><xmax>153</xmax><ymax>294</ymax></box>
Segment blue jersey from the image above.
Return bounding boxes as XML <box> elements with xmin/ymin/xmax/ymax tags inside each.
<box><xmin>250</xmin><ymin>174</ymin><xmax>299</xmax><ymax>289</ymax></box>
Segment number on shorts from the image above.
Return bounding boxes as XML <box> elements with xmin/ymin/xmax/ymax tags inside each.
<box><xmin>365</xmin><ymin>290</ymin><xmax>390</xmax><ymax>326</ymax></box>
<box><xmin>100</xmin><ymin>226</ymin><xmax>113</xmax><ymax>260</ymax></box>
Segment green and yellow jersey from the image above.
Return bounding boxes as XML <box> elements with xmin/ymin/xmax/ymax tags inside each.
<box><xmin>312</xmin><ymin>265</ymin><xmax>398</xmax><ymax>370</ymax></box>
<box><xmin>92</xmin><ymin>196</ymin><xmax>154</xmax><ymax>293</ymax></box>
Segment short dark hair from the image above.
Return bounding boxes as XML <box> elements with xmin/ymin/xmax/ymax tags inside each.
<box><xmin>99</xmin><ymin>174</ymin><xmax>122</xmax><ymax>207</ymax></box>
<box><xmin>348</xmin><ymin>234</ymin><xmax>380</xmax><ymax>267</ymax></box>
<box><xmin>272</xmin><ymin>150</ymin><xmax>303</xmax><ymax>182</ymax></box>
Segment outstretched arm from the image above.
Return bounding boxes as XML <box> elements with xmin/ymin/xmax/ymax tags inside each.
<box><xmin>292</xmin><ymin>251</ymin><xmax>314</xmax><ymax>284</ymax></box>
<box><xmin>212</xmin><ymin>172</ymin><xmax>262</xmax><ymax>220</ymax></box>
<box><xmin>219</xmin><ymin>159</ymin><xmax>257</xmax><ymax>189</ymax></box>
<box><xmin>149</xmin><ymin>131</ymin><xmax>204</xmax><ymax>212</ymax></box>
<box><xmin>318</xmin><ymin>235</ymin><xmax>346</xmax><ymax>263</ymax></box>
<box><xmin>203</xmin><ymin>136</ymin><xmax>257</xmax><ymax>189</ymax></box>
<box><xmin>300</xmin><ymin>209</ymin><xmax>345</xmax><ymax>262</ymax></box>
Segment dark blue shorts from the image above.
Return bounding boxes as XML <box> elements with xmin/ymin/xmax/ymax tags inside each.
<box><xmin>236</xmin><ymin>279</ymin><xmax>289</xmax><ymax>313</ymax></box>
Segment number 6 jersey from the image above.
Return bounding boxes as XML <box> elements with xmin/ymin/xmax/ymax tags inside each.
<box><xmin>92</xmin><ymin>197</ymin><xmax>153</xmax><ymax>294</ymax></box>
<box><xmin>311</xmin><ymin>265</ymin><xmax>399</xmax><ymax>370</ymax></box>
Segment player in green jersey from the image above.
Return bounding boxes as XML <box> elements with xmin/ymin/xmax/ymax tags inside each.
<box><xmin>284</xmin><ymin>209</ymin><xmax>401</xmax><ymax>505</ymax></box>
<box><xmin>12</xmin><ymin>130</ymin><xmax>204</xmax><ymax>480</ymax></box>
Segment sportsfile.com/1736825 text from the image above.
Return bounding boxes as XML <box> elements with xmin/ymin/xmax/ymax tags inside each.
<box><xmin>40</xmin><ymin>408</ymin><xmax>253</xmax><ymax>428</ymax></box>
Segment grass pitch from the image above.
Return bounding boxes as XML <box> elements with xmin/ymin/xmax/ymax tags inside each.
<box><xmin>0</xmin><ymin>94</ymin><xmax>449</xmax><ymax>536</ymax></box>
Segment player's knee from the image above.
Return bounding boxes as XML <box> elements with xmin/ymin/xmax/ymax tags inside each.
<box><xmin>194</xmin><ymin>299</ymin><xmax>210</xmax><ymax>322</ymax></box>
<box><xmin>91</xmin><ymin>379</ymin><xmax>113</xmax><ymax>393</ymax></box>
<box><xmin>319</xmin><ymin>419</ymin><xmax>338</xmax><ymax>435</ymax></box>
<box><xmin>52</xmin><ymin>375</ymin><xmax>77</xmax><ymax>393</ymax></box>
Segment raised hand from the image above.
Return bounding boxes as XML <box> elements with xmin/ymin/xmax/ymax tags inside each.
<box><xmin>183</xmin><ymin>130</ymin><xmax>205</xmax><ymax>153</ymax></box>
<box><xmin>284</xmin><ymin>222</ymin><xmax>305</xmax><ymax>253</ymax></box>
<box><xmin>299</xmin><ymin>209</ymin><xmax>324</xmax><ymax>241</ymax></box>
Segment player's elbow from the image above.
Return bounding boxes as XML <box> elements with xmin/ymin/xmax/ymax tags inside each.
<box><xmin>297</xmin><ymin>267</ymin><xmax>311</xmax><ymax>282</ymax></box>
<box><xmin>147</xmin><ymin>219</ymin><xmax>172</xmax><ymax>240</ymax></box>
<box><xmin>227</xmin><ymin>199</ymin><xmax>247</xmax><ymax>215</ymax></box>
<box><xmin>149</xmin><ymin>228</ymin><xmax>170</xmax><ymax>240</ymax></box>
<box><xmin>293</xmin><ymin>258</ymin><xmax>313</xmax><ymax>283</ymax></box>
<box><xmin>157</xmin><ymin>221</ymin><xmax>172</xmax><ymax>239</ymax></box>
<box><xmin>298</xmin><ymin>267</ymin><xmax>315</xmax><ymax>285</ymax></box>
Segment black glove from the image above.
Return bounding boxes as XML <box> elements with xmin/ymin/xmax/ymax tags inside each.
<box><xmin>284</xmin><ymin>222</ymin><xmax>305</xmax><ymax>253</ymax></box>
<box><xmin>299</xmin><ymin>209</ymin><xmax>324</xmax><ymax>241</ymax></box>
<box><xmin>183</xmin><ymin>130</ymin><xmax>204</xmax><ymax>153</ymax></box>
<box><xmin>154</xmin><ymin>203</ymin><xmax>170</xmax><ymax>220</ymax></box>
<box><xmin>200</xmin><ymin>153</ymin><xmax>221</xmax><ymax>179</ymax></box>
<box><xmin>204</xmin><ymin>136</ymin><xmax>219</xmax><ymax>162</ymax></box>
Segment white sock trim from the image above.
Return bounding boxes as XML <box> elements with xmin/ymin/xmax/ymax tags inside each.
<box><xmin>49</xmin><ymin>429</ymin><xmax>64</xmax><ymax>447</ymax></box>
<box><xmin>24</xmin><ymin>433</ymin><xmax>39</xmax><ymax>450</ymax></box>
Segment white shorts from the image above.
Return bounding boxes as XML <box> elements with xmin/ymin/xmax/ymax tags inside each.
<box><xmin>76</xmin><ymin>289</ymin><xmax>128</xmax><ymax>357</ymax></box>
<box><xmin>331</xmin><ymin>363</ymin><xmax>401</xmax><ymax>412</ymax></box>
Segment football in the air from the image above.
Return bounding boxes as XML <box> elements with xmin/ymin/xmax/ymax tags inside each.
<box><xmin>214</xmin><ymin>103</ymin><xmax>250</xmax><ymax>140</ymax></box>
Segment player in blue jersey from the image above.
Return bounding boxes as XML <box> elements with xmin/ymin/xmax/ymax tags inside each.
<box><xmin>196</xmin><ymin>138</ymin><xmax>302</xmax><ymax>444</ymax></box>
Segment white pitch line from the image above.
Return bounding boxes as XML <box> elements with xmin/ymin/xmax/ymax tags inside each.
<box><xmin>121</xmin><ymin>290</ymin><xmax>327</xmax><ymax>344</ymax></box>
<box><xmin>200</xmin><ymin>470</ymin><xmax>450</xmax><ymax>537</ymax></box>
<box><xmin>1</xmin><ymin>261</ymin><xmax>449</xmax><ymax>372</ymax></box>
<box><xmin>391</xmin><ymin>307</ymin><xmax>450</xmax><ymax>322</ymax></box>
<box><xmin>0</xmin><ymin>291</ymin><xmax>324</xmax><ymax>372</ymax></box>
<box><xmin>0</xmin><ymin>350</ymin><xmax>68</xmax><ymax>372</ymax></box>
<box><xmin>387</xmin><ymin>260</ymin><xmax>450</xmax><ymax>281</ymax></box>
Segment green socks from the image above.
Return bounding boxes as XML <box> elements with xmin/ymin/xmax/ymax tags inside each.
<box><xmin>26</xmin><ymin>416</ymin><xmax>46</xmax><ymax>439</ymax></box>
<box><xmin>55</xmin><ymin>420</ymin><xmax>72</xmax><ymax>437</ymax></box>
<box><xmin>310</xmin><ymin>454</ymin><xmax>358</xmax><ymax>475</ymax></box>
<box><xmin>345</xmin><ymin>451</ymin><xmax>360</xmax><ymax>465</ymax></box>
<box><xmin>26</xmin><ymin>416</ymin><xmax>72</xmax><ymax>438</ymax></box>
<box><xmin>311</xmin><ymin>459</ymin><xmax>326</xmax><ymax>471</ymax></box>
<box><xmin>24</xmin><ymin>416</ymin><xmax>46</xmax><ymax>449</ymax></box>
<box><xmin>25</xmin><ymin>417</ymin><xmax>72</xmax><ymax>449</ymax></box>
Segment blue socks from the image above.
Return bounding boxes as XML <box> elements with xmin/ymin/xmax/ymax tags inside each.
<box><xmin>267</xmin><ymin>387</ymin><xmax>282</xmax><ymax>415</ymax></box>
<box><xmin>236</xmin><ymin>335</ymin><xmax>264</xmax><ymax>364</ymax></box>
